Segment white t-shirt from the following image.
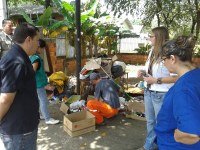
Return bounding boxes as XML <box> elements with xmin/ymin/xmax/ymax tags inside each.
<box><xmin>144</xmin><ymin>49</ymin><xmax>175</xmax><ymax>92</ymax></box>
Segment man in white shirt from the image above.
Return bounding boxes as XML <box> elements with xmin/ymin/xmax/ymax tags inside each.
<box><xmin>0</xmin><ymin>19</ymin><xmax>14</xmax><ymax>58</ymax></box>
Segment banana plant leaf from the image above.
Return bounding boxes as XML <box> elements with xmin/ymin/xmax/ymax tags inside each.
<box><xmin>20</xmin><ymin>10</ymin><xmax>34</xmax><ymax>25</ymax></box>
<box><xmin>37</xmin><ymin>7</ymin><xmax>53</xmax><ymax>27</ymax></box>
<box><xmin>20</xmin><ymin>6</ymin><xmax>52</xmax><ymax>27</ymax></box>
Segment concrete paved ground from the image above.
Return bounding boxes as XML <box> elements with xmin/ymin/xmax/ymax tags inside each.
<box><xmin>37</xmin><ymin>65</ymin><xmax>146</xmax><ymax>150</ymax></box>
<box><xmin>37</xmin><ymin>103</ymin><xmax>146</xmax><ymax>150</ymax></box>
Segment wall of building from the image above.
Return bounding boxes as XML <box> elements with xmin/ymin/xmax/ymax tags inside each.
<box><xmin>45</xmin><ymin>41</ymin><xmax>200</xmax><ymax>76</ymax></box>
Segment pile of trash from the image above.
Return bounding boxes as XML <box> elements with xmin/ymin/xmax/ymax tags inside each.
<box><xmin>80</xmin><ymin>55</ymin><xmax>126</xmax><ymax>80</ymax></box>
<box><xmin>46</xmin><ymin>72</ymin><xmax>76</xmax><ymax>103</ymax></box>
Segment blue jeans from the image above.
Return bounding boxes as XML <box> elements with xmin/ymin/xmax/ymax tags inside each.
<box><xmin>0</xmin><ymin>129</ymin><xmax>38</xmax><ymax>150</ymax></box>
<box><xmin>144</xmin><ymin>89</ymin><xmax>166</xmax><ymax>150</ymax></box>
<box><xmin>37</xmin><ymin>87</ymin><xmax>50</xmax><ymax>121</ymax></box>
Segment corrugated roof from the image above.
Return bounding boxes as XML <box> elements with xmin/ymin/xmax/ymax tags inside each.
<box><xmin>9</xmin><ymin>5</ymin><xmax>58</xmax><ymax>16</ymax></box>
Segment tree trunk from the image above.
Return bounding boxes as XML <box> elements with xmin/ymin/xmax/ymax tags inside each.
<box><xmin>81</xmin><ymin>35</ymin><xmax>85</xmax><ymax>57</ymax></box>
<box><xmin>191</xmin><ymin>18</ymin><xmax>196</xmax><ymax>34</ymax></box>
<box><xmin>94</xmin><ymin>38</ymin><xmax>98</xmax><ymax>57</ymax></box>
<box><xmin>196</xmin><ymin>10</ymin><xmax>200</xmax><ymax>38</ymax></box>
<box><xmin>89</xmin><ymin>36</ymin><xmax>94</xmax><ymax>57</ymax></box>
<box><xmin>156</xmin><ymin>14</ymin><xmax>160</xmax><ymax>26</ymax></box>
<box><xmin>45</xmin><ymin>0</ymin><xmax>51</xmax><ymax>8</ymax></box>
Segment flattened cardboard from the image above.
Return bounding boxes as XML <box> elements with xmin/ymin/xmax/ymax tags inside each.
<box><xmin>84</xmin><ymin>58</ymin><xmax>101</xmax><ymax>70</ymax></box>
<box><xmin>84</xmin><ymin>56</ymin><xmax>117</xmax><ymax>71</ymax></box>
<box><xmin>112</xmin><ymin>55</ymin><xmax>118</xmax><ymax>61</ymax></box>
<box><xmin>60</xmin><ymin>95</ymin><xmax>81</xmax><ymax>114</ymax></box>
<box><xmin>126</xmin><ymin>113</ymin><xmax>146</xmax><ymax>121</ymax></box>
<box><xmin>60</xmin><ymin>102</ymin><xmax>69</xmax><ymax>114</ymax></box>
<box><xmin>127</xmin><ymin>100</ymin><xmax>145</xmax><ymax>113</ymax></box>
<box><xmin>65</xmin><ymin>95</ymin><xmax>81</xmax><ymax>105</ymax></box>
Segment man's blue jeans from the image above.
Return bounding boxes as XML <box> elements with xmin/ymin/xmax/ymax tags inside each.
<box><xmin>144</xmin><ymin>89</ymin><xmax>166</xmax><ymax>150</ymax></box>
<box><xmin>0</xmin><ymin>129</ymin><xmax>38</xmax><ymax>150</ymax></box>
<box><xmin>37</xmin><ymin>87</ymin><xmax>50</xmax><ymax>121</ymax></box>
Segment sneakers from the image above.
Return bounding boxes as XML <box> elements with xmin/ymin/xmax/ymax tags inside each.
<box><xmin>45</xmin><ymin>118</ymin><xmax>60</xmax><ymax>125</ymax></box>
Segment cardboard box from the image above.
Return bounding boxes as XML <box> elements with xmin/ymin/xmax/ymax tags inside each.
<box><xmin>60</xmin><ymin>95</ymin><xmax>81</xmax><ymax>114</ymax></box>
<box><xmin>126</xmin><ymin>100</ymin><xmax>146</xmax><ymax>121</ymax></box>
<box><xmin>63</xmin><ymin>125</ymin><xmax>95</xmax><ymax>137</ymax></box>
<box><xmin>63</xmin><ymin>111</ymin><xmax>95</xmax><ymax>137</ymax></box>
<box><xmin>60</xmin><ymin>102</ymin><xmax>69</xmax><ymax>114</ymax></box>
<box><xmin>63</xmin><ymin>111</ymin><xmax>95</xmax><ymax>131</ymax></box>
<box><xmin>126</xmin><ymin>113</ymin><xmax>146</xmax><ymax>121</ymax></box>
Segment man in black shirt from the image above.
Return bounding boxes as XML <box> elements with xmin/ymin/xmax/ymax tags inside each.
<box><xmin>0</xmin><ymin>23</ymin><xmax>40</xmax><ymax>150</ymax></box>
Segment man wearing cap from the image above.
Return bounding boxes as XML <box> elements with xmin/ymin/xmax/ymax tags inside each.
<box><xmin>87</xmin><ymin>72</ymin><xmax>120</xmax><ymax>125</ymax></box>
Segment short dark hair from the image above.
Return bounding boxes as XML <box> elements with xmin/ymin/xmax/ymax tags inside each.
<box><xmin>90</xmin><ymin>73</ymin><xmax>101</xmax><ymax>81</ymax></box>
<box><xmin>39</xmin><ymin>39</ymin><xmax>46</xmax><ymax>48</ymax></box>
<box><xmin>2</xmin><ymin>19</ymin><xmax>12</xmax><ymax>27</ymax></box>
<box><xmin>12</xmin><ymin>23</ymin><xmax>39</xmax><ymax>44</ymax></box>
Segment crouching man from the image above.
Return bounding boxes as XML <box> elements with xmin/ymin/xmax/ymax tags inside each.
<box><xmin>87</xmin><ymin>73</ymin><xmax>120</xmax><ymax>125</ymax></box>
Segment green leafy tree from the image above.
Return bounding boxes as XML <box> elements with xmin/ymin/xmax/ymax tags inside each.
<box><xmin>104</xmin><ymin>0</ymin><xmax>139</xmax><ymax>17</ymax></box>
<box><xmin>17</xmin><ymin>0</ymin><xmax>125</xmax><ymax>56</ymax></box>
<box><xmin>105</xmin><ymin>0</ymin><xmax>200</xmax><ymax>39</ymax></box>
<box><xmin>7</xmin><ymin>0</ymin><xmax>44</xmax><ymax>7</ymax></box>
<box><xmin>52</xmin><ymin>0</ymin><xmax>120</xmax><ymax>56</ymax></box>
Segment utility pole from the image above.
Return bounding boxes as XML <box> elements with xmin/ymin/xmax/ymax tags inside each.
<box><xmin>0</xmin><ymin>0</ymin><xmax>8</xmax><ymax>29</ymax></box>
<box><xmin>76</xmin><ymin>0</ymin><xmax>81</xmax><ymax>94</ymax></box>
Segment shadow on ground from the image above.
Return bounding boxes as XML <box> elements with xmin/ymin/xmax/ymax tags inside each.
<box><xmin>37</xmin><ymin>103</ymin><xmax>146</xmax><ymax>150</ymax></box>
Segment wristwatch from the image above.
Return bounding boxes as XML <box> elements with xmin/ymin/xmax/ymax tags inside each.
<box><xmin>157</xmin><ymin>78</ymin><xmax>162</xmax><ymax>84</ymax></box>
